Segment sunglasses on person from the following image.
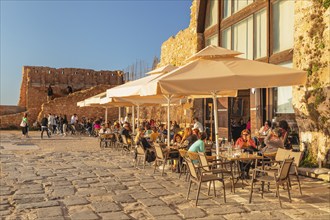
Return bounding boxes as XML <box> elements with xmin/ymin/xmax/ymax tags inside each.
<box><xmin>242</xmin><ymin>133</ymin><xmax>249</xmax><ymax>136</ymax></box>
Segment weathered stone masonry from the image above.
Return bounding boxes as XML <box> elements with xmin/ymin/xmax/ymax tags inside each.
<box><xmin>0</xmin><ymin>66</ymin><xmax>123</xmax><ymax>129</ymax></box>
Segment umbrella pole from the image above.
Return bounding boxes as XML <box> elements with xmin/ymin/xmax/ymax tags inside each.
<box><xmin>118</xmin><ymin>107</ymin><xmax>121</xmax><ymax>123</ymax></box>
<box><xmin>211</xmin><ymin>92</ymin><xmax>219</xmax><ymax>157</ymax></box>
<box><xmin>137</xmin><ymin>104</ymin><xmax>140</xmax><ymax>130</ymax></box>
<box><xmin>105</xmin><ymin>107</ymin><xmax>108</xmax><ymax>123</ymax></box>
<box><xmin>165</xmin><ymin>95</ymin><xmax>172</xmax><ymax>149</ymax></box>
<box><xmin>132</xmin><ymin>106</ymin><xmax>135</xmax><ymax>134</ymax></box>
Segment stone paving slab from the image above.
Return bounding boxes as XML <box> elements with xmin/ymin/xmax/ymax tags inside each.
<box><xmin>1</xmin><ymin>130</ymin><xmax>329</xmax><ymax>220</ymax></box>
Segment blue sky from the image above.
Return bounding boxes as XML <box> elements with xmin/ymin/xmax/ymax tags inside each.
<box><xmin>0</xmin><ymin>0</ymin><xmax>192</xmax><ymax>105</ymax></box>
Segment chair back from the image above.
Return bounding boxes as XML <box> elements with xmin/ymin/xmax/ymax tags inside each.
<box><xmin>288</xmin><ymin>151</ymin><xmax>303</xmax><ymax>167</ymax></box>
<box><xmin>275</xmin><ymin>148</ymin><xmax>290</xmax><ymax>161</ymax></box>
<box><xmin>154</xmin><ymin>143</ymin><xmax>165</xmax><ymax>160</ymax></box>
<box><xmin>198</xmin><ymin>152</ymin><xmax>210</xmax><ymax>171</ymax></box>
<box><xmin>187</xmin><ymin>151</ymin><xmax>199</xmax><ymax>161</ymax></box>
<box><xmin>277</xmin><ymin>158</ymin><xmax>294</xmax><ymax>181</ymax></box>
<box><xmin>186</xmin><ymin>158</ymin><xmax>199</xmax><ymax>180</ymax></box>
<box><xmin>114</xmin><ymin>133</ymin><xmax>121</xmax><ymax>142</ymax></box>
<box><xmin>179</xmin><ymin>149</ymin><xmax>187</xmax><ymax>158</ymax></box>
<box><xmin>136</xmin><ymin>144</ymin><xmax>145</xmax><ymax>154</ymax></box>
<box><xmin>121</xmin><ymin>135</ymin><xmax>128</xmax><ymax>145</ymax></box>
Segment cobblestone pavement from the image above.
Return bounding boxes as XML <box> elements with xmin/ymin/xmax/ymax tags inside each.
<box><xmin>1</xmin><ymin>131</ymin><xmax>329</xmax><ymax>219</ymax></box>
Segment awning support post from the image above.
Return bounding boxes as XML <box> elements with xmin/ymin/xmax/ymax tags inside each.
<box><xmin>211</xmin><ymin>92</ymin><xmax>219</xmax><ymax>157</ymax></box>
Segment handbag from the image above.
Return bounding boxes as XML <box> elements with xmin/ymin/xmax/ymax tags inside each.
<box><xmin>20</xmin><ymin>120</ymin><xmax>27</xmax><ymax>127</ymax></box>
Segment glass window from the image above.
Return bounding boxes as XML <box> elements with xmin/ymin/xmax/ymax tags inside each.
<box><xmin>273</xmin><ymin>0</ymin><xmax>294</xmax><ymax>53</ymax></box>
<box><xmin>233</xmin><ymin>0</ymin><xmax>253</xmax><ymax>14</ymax></box>
<box><xmin>254</xmin><ymin>9</ymin><xmax>267</xmax><ymax>59</ymax></box>
<box><xmin>206</xmin><ymin>34</ymin><xmax>219</xmax><ymax>46</ymax></box>
<box><xmin>275</xmin><ymin>61</ymin><xmax>294</xmax><ymax>113</ymax></box>
<box><xmin>233</xmin><ymin>15</ymin><xmax>253</xmax><ymax>59</ymax></box>
<box><xmin>221</xmin><ymin>27</ymin><xmax>231</xmax><ymax>49</ymax></box>
<box><xmin>205</xmin><ymin>0</ymin><xmax>219</xmax><ymax>29</ymax></box>
<box><xmin>223</xmin><ymin>0</ymin><xmax>232</xmax><ymax>19</ymax></box>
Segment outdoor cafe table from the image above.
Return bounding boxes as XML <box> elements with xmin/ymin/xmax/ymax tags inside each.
<box><xmin>218</xmin><ymin>152</ymin><xmax>265</xmax><ymax>184</ymax></box>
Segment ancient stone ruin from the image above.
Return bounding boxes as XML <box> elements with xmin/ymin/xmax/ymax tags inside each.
<box><xmin>0</xmin><ymin>66</ymin><xmax>124</xmax><ymax>129</ymax></box>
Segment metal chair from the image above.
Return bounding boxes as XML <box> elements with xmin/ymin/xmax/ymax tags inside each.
<box><xmin>135</xmin><ymin>144</ymin><xmax>147</xmax><ymax>169</ymax></box>
<box><xmin>114</xmin><ymin>133</ymin><xmax>123</xmax><ymax>151</ymax></box>
<box><xmin>198</xmin><ymin>152</ymin><xmax>236</xmax><ymax>193</ymax></box>
<box><xmin>186</xmin><ymin>157</ymin><xmax>226</xmax><ymax>206</ymax></box>
<box><xmin>178</xmin><ymin>149</ymin><xmax>188</xmax><ymax>180</ymax></box>
<box><xmin>249</xmin><ymin>158</ymin><xmax>294</xmax><ymax>208</ymax></box>
<box><xmin>153</xmin><ymin>143</ymin><xmax>167</xmax><ymax>176</ymax></box>
<box><xmin>288</xmin><ymin>151</ymin><xmax>303</xmax><ymax>195</ymax></box>
<box><xmin>121</xmin><ymin>135</ymin><xmax>131</xmax><ymax>154</ymax></box>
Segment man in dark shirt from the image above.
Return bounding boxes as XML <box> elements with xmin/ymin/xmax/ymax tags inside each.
<box><xmin>41</xmin><ymin>115</ymin><xmax>50</xmax><ymax>139</ymax></box>
<box><xmin>120</xmin><ymin>123</ymin><xmax>131</xmax><ymax>140</ymax></box>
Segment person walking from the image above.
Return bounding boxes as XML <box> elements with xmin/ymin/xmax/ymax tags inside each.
<box><xmin>62</xmin><ymin>115</ymin><xmax>68</xmax><ymax>136</ymax></box>
<box><xmin>48</xmin><ymin>113</ymin><xmax>55</xmax><ymax>134</ymax></box>
<box><xmin>20</xmin><ymin>113</ymin><xmax>29</xmax><ymax>138</ymax></box>
<box><xmin>40</xmin><ymin>115</ymin><xmax>50</xmax><ymax>139</ymax></box>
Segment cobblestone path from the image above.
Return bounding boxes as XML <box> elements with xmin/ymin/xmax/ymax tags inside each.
<box><xmin>0</xmin><ymin>131</ymin><xmax>329</xmax><ymax>219</ymax></box>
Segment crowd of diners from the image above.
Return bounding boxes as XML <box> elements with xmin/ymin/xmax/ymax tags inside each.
<box><xmin>94</xmin><ymin>115</ymin><xmax>293</xmax><ymax>176</ymax></box>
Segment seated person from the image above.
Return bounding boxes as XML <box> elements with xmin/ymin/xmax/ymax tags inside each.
<box><xmin>235</xmin><ymin>129</ymin><xmax>257</xmax><ymax>151</ymax></box>
<box><xmin>120</xmin><ymin>123</ymin><xmax>132</xmax><ymax>144</ymax></box>
<box><xmin>93</xmin><ymin>120</ymin><xmax>101</xmax><ymax>136</ymax></box>
<box><xmin>235</xmin><ymin>129</ymin><xmax>257</xmax><ymax>179</ymax></box>
<box><xmin>149</xmin><ymin>126</ymin><xmax>159</xmax><ymax>142</ymax></box>
<box><xmin>192</xmin><ymin>128</ymin><xmax>200</xmax><ymax>138</ymax></box>
<box><xmin>99</xmin><ymin>123</ymin><xmax>111</xmax><ymax>134</ymax></box>
<box><xmin>258</xmin><ymin>120</ymin><xmax>272</xmax><ymax>136</ymax></box>
<box><xmin>188</xmin><ymin>132</ymin><xmax>207</xmax><ymax>153</ymax></box>
<box><xmin>134</xmin><ymin>131</ymin><xmax>154</xmax><ymax>161</ymax></box>
<box><xmin>158</xmin><ymin>124</ymin><xmax>168</xmax><ymax>136</ymax></box>
<box><xmin>112</xmin><ymin>121</ymin><xmax>121</xmax><ymax>132</ymax></box>
<box><xmin>181</xmin><ymin>127</ymin><xmax>198</xmax><ymax>149</ymax></box>
<box><xmin>144</xmin><ymin>124</ymin><xmax>152</xmax><ymax>137</ymax></box>
<box><xmin>135</xmin><ymin>131</ymin><xmax>153</xmax><ymax>151</ymax></box>
<box><xmin>278</xmin><ymin>120</ymin><xmax>292</xmax><ymax>149</ymax></box>
<box><xmin>262</xmin><ymin>128</ymin><xmax>284</xmax><ymax>154</ymax></box>
<box><xmin>172</xmin><ymin>133</ymin><xmax>183</xmax><ymax>148</ymax></box>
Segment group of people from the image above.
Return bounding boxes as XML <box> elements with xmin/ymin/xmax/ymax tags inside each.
<box><xmin>38</xmin><ymin>113</ymin><xmax>109</xmax><ymax>139</ymax></box>
<box><xmin>233</xmin><ymin>119</ymin><xmax>292</xmax><ymax>178</ymax></box>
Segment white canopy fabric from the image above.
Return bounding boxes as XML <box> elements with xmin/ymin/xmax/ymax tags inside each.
<box><xmin>139</xmin><ymin>45</ymin><xmax>307</xmax><ymax>155</ymax></box>
<box><xmin>186</xmin><ymin>45</ymin><xmax>242</xmax><ymax>61</ymax></box>
<box><xmin>146</xmin><ymin>64</ymin><xmax>177</xmax><ymax>75</ymax></box>
<box><xmin>106</xmin><ymin>64</ymin><xmax>178</xmax><ymax>98</ymax></box>
<box><xmin>157</xmin><ymin>57</ymin><xmax>307</xmax><ymax>94</ymax></box>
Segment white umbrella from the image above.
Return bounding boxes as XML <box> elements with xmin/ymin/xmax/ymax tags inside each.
<box><xmin>140</xmin><ymin>45</ymin><xmax>307</xmax><ymax>156</ymax></box>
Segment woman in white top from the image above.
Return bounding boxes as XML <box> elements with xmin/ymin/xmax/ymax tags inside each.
<box><xmin>258</xmin><ymin>120</ymin><xmax>272</xmax><ymax>136</ymax></box>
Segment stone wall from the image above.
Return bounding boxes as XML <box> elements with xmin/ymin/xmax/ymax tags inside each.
<box><xmin>19</xmin><ymin>66</ymin><xmax>123</xmax><ymax>122</ymax></box>
<box><xmin>292</xmin><ymin>0</ymin><xmax>330</xmax><ymax>167</ymax></box>
<box><xmin>158</xmin><ymin>0</ymin><xmax>203</xmax><ymax>67</ymax></box>
<box><xmin>0</xmin><ymin>106</ymin><xmax>26</xmax><ymax>116</ymax></box>
<box><xmin>0</xmin><ymin>111</ymin><xmax>28</xmax><ymax>129</ymax></box>
<box><xmin>38</xmin><ymin>85</ymin><xmax>118</xmax><ymax>123</ymax></box>
<box><xmin>140</xmin><ymin>0</ymin><xmax>200</xmax><ymax>129</ymax></box>
<box><xmin>1</xmin><ymin>66</ymin><xmax>123</xmax><ymax>129</ymax></box>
